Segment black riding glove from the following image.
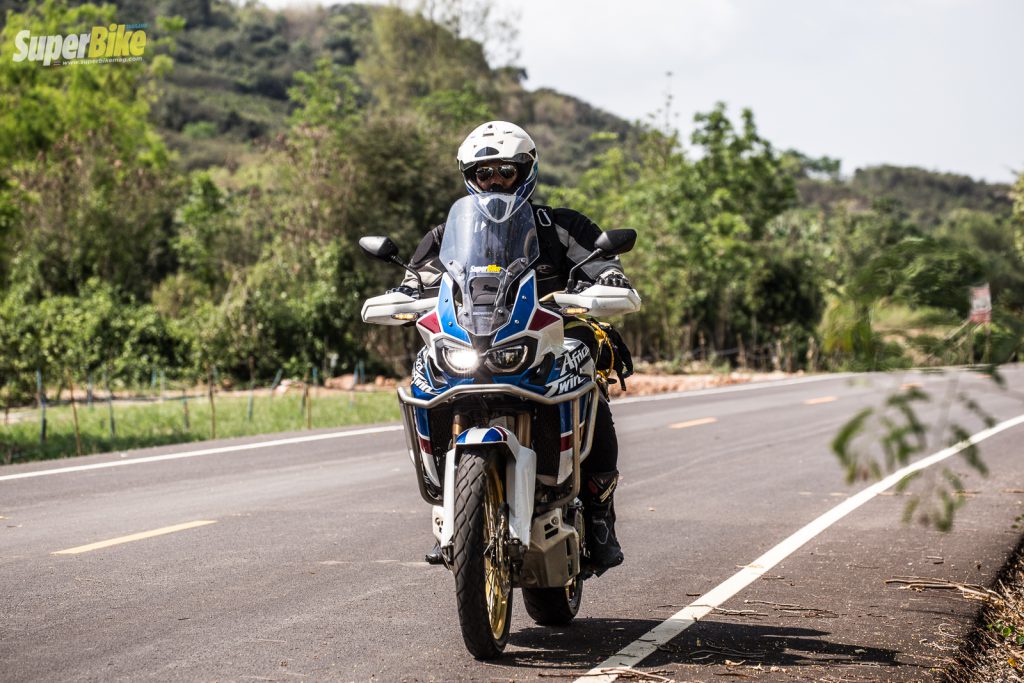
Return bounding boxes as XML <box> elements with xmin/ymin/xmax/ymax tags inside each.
<box><xmin>597</xmin><ymin>270</ymin><xmax>631</xmax><ymax>289</ymax></box>
<box><xmin>387</xmin><ymin>284</ymin><xmax>419</xmax><ymax>298</ymax></box>
<box><xmin>568</xmin><ymin>279</ymin><xmax>591</xmax><ymax>294</ymax></box>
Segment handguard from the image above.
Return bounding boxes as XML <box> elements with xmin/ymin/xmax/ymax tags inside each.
<box><xmin>552</xmin><ymin>284</ymin><xmax>642</xmax><ymax>318</ymax></box>
<box><xmin>361</xmin><ymin>292</ymin><xmax>439</xmax><ymax>326</ymax></box>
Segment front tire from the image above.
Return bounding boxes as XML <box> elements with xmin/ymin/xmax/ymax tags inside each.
<box><xmin>453</xmin><ymin>453</ymin><xmax>513</xmax><ymax>659</ymax></box>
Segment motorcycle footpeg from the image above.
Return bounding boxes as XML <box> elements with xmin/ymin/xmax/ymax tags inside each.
<box><xmin>425</xmin><ymin>542</ymin><xmax>444</xmax><ymax>566</ymax></box>
<box><xmin>440</xmin><ymin>543</ymin><xmax>454</xmax><ymax>568</ymax></box>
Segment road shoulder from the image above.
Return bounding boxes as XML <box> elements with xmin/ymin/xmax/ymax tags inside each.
<box><xmin>634</xmin><ymin>429</ymin><xmax>1024</xmax><ymax>682</ymax></box>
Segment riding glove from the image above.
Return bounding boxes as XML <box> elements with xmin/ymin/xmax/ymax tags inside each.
<box><xmin>597</xmin><ymin>270</ymin><xmax>631</xmax><ymax>289</ymax></box>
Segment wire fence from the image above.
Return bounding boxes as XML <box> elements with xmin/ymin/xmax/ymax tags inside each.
<box><xmin>1</xmin><ymin>360</ymin><xmax>396</xmax><ymax>463</ymax></box>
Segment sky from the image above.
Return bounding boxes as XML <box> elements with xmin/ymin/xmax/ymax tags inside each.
<box><xmin>264</xmin><ymin>0</ymin><xmax>1023</xmax><ymax>184</ymax></box>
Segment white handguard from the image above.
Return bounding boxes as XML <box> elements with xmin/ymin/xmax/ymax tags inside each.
<box><xmin>361</xmin><ymin>292</ymin><xmax>438</xmax><ymax>326</ymax></box>
<box><xmin>552</xmin><ymin>284</ymin><xmax>642</xmax><ymax>318</ymax></box>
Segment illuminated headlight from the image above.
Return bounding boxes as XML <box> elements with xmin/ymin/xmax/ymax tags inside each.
<box><xmin>440</xmin><ymin>343</ymin><xmax>479</xmax><ymax>374</ymax></box>
<box><xmin>485</xmin><ymin>343</ymin><xmax>529</xmax><ymax>373</ymax></box>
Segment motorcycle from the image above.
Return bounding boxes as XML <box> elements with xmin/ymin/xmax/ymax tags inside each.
<box><xmin>359</xmin><ymin>192</ymin><xmax>640</xmax><ymax>659</ymax></box>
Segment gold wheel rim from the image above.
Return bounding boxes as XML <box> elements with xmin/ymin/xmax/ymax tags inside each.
<box><xmin>483</xmin><ymin>466</ymin><xmax>510</xmax><ymax>640</ymax></box>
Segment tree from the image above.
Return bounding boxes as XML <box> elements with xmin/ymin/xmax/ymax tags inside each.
<box><xmin>0</xmin><ymin>1</ymin><xmax>179</xmax><ymax>299</ymax></box>
<box><xmin>1011</xmin><ymin>172</ymin><xmax>1024</xmax><ymax>265</ymax></box>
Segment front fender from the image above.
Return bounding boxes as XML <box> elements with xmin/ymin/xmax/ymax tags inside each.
<box><xmin>439</xmin><ymin>426</ymin><xmax>537</xmax><ymax>548</ymax></box>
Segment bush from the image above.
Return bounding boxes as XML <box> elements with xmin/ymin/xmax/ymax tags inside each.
<box><xmin>0</xmin><ymin>280</ymin><xmax>182</xmax><ymax>405</ymax></box>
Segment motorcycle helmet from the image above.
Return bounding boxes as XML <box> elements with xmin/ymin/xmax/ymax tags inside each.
<box><xmin>457</xmin><ymin>120</ymin><xmax>538</xmax><ymax>201</ymax></box>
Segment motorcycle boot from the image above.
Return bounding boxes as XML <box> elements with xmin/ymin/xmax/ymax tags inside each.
<box><xmin>582</xmin><ymin>471</ymin><xmax>623</xmax><ymax>573</ymax></box>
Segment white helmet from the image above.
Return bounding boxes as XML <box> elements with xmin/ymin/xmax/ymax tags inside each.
<box><xmin>457</xmin><ymin>121</ymin><xmax>539</xmax><ymax>201</ymax></box>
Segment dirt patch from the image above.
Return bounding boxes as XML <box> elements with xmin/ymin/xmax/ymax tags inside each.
<box><xmin>607</xmin><ymin>370</ymin><xmax>796</xmax><ymax>398</ymax></box>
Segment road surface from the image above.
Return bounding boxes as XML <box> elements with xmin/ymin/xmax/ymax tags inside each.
<box><xmin>2</xmin><ymin>368</ymin><xmax>1023</xmax><ymax>681</ymax></box>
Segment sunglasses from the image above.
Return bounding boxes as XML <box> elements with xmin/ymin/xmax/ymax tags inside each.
<box><xmin>474</xmin><ymin>164</ymin><xmax>518</xmax><ymax>182</ymax></box>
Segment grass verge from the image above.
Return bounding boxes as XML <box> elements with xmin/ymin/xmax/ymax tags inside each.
<box><xmin>945</xmin><ymin>533</ymin><xmax>1024</xmax><ymax>682</ymax></box>
<box><xmin>1</xmin><ymin>390</ymin><xmax>400</xmax><ymax>464</ymax></box>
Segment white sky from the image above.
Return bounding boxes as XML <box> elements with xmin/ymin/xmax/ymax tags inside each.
<box><xmin>264</xmin><ymin>0</ymin><xmax>1023</xmax><ymax>183</ymax></box>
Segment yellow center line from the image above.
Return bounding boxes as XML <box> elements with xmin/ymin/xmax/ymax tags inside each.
<box><xmin>52</xmin><ymin>520</ymin><xmax>217</xmax><ymax>555</ymax></box>
<box><xmin>804</xmin><ymin>396</ymin><xmax>838</xmax><ymax>405</ymax></box>
<box><xmin>669</xmin><ymin>417</ymin><xmax>718</xmax><ymax>429</ymax></box>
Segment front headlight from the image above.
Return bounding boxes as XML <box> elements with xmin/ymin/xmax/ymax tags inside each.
<box><xmin>485</xmin><ymin>343</ymin><xmax>529</xmax><ymax>373</ymax></box>
<box><xmin>440</xmin><ymin>343</ymin><xmax>479</xmax><ymax>374</ymax></box>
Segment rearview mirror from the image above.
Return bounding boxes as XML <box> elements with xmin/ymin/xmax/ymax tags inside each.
<box><xmin>359</xmin><ymin>235</ymin><xmax>400</xmax><ymax>262</ymax></box>
<box><xmin>565</xmin><ymin>228</ymin><xmax>638</xmax><ymax>292</ymax></box>
<box><xmin>358</xmin><ymin>235</ymin><xmax>425</xmax><ymax>294</ymax></box>
<box><xmin>594</xmin><ymin>229</ymin><xmax>637</xmax><ymax>256</ymax></box>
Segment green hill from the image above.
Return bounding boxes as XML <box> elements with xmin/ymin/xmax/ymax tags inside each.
<box><xmin>795</xmin><ymin>163</ymin><xmax>1013</xmax><ymax>228</ymax></box>
<box><xmin>0</xmin><ymin>0</ymin><xmax>637</xmax><ymax>174</ymax></box>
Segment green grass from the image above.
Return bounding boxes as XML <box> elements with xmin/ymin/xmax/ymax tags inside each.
<box><xmin>871</xmin><ymin>301</ymin><xmax>959</xmax><ymax>333</ymax></box>
<box><xmin>1</xmin><ymin>391</ymin><xmax>401</xmax><ymax>464</ymax></box>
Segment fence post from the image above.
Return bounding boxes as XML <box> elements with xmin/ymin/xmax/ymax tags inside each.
<box><xmin>159</xmin><ymin>370</ymin><xmax>165</xmax><ymax>403</ymax></box>
<box><xmin>36</xmin><ymin>369</ymin><xmax>47</xmax><ymax>444</ymax></box>
<box><xmin>67</xmin><ymin>371</ymin><xmax>83</xmax><ymax>457</ymax></box>
<box><xmin>270</xmin><ymin>368</ymin><xmax>283</xmax><ymax>398</ymax></box>
<box><xmin>303</xmin><ymin>367</ymin><xmax>312</xmax><ymax>429</ymax></box>
<box><xmin>182</xmin><ymin>388</ymin><xmax>190</xmax><ymax>431</ymax></box>
<box><xmin>247</xmin><ymin>356</ymin><xmax>255</xmax><ymax>423</ymax></box>
<box><xmin>207</xmin><ymin>365</ymin><xmax>216</xmax><ymax>440</ymax></box>
<box><xmin>104</xmin><ymin>367</ymin><xmax>116</xmax><ymax>439</ymax></box>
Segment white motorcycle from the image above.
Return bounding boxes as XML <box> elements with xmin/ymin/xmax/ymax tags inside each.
<box><xmin>359</xmin><ymin>193</ymin><xmax>640</xmax><ymax>658</ymax></box>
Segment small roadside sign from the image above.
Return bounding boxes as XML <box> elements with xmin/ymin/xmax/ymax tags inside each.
<box><xmin>969</xmin><ymin>283</ymin><xmax>991</xmax><ymax>323</ymax></box>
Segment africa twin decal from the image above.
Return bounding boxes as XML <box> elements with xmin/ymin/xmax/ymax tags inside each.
<box><xmin>546</xmin><ymin>340</ymin><xmax>594</xmax><ymax>397</ymax></box>
<box><xmin>411</xmin><ymin>352</ymin><xmax>437</xmax><ymax>396</ymax></box>
<box><xmin>561</xmin><ymin>343</ymin><xmax>591</xmax><ymax>374</ymax></box>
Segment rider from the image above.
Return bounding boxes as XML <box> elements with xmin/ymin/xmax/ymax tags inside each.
<box><xmin>391</xmin><ymin>121</ymin><xmax>631</xmax><ymax>573</ymax></box>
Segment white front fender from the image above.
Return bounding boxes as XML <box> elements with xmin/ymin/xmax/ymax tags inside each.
<box><xmin>439</xmin><ymin>426</ymin><xmax>536</xmax><ymax>548</ymax></box>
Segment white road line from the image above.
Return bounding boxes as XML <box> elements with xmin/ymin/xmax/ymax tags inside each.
<box><xmin>612</xmin><ymin>373</ymin><xmax>856</xmax><ymax>405</ymax></box>
<box><xmin>575</xmin><ymin>412</ymin><xmax>1024</xmax><ymax>683</ymax></box>
<box><xmin>53</xmin><ymin>520</ymin><xmax>217</xmax><ymax>555</ymax></box>
<box><xmin>804</xmin><ymin>395</ymin><xmax>839</xmax><ymax>405</ymax></box>
<box><xmin>0</xmin><ymin>425</ymin><xmax>405</xmax><ymax>483</ymax></box>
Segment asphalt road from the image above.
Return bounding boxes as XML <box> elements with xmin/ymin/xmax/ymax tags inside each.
<box><xmin>2</xmin><ymin>368</ymin><xmax>1023</xmax><ymax>682</ymax></box>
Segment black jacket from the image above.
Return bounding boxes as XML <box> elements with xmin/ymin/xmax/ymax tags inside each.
<box><xmin>401</xmin><ymin>203</ymin><xmax>627</xmax><ymax>298</ymax></box>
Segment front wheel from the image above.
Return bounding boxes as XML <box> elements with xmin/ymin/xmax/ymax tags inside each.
<box><xmin>452</xmin><ymin>453</ymin><xmax>513</xmax><ymax>659</ymax></box>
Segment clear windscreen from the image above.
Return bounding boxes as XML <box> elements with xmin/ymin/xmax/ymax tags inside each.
<box><xmin>438</xmin><ymin>193</ymin><xmax>540</xmax><ymax>335</ymax></box>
